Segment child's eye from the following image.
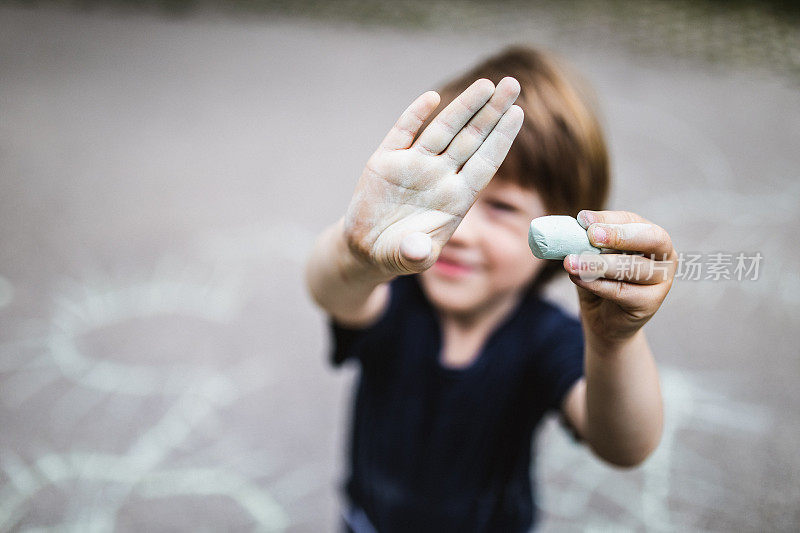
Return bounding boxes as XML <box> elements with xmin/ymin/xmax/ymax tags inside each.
<box><xmin>487</xmin><ymin>200</ymin><xmax>517</xmax><ymax>212</ymax></box>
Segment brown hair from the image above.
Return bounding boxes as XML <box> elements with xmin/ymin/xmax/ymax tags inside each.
<box><xmin>426</xmin><ymin>45</ymin><xmax>611</xmax><ymax>290</ymax></box>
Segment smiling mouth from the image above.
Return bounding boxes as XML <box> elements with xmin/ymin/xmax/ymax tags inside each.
<box><xmin>433</xmin><ymin>258</ymin><xmax>476</xmax><ymax>278</ymax></box>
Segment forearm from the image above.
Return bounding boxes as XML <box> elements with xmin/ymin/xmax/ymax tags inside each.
<box><xmin>305</xmin><ymin>217</ymin><xmax>394</xmax><ymax>323</ymax></box>
<box><xmin>583</xmin><ymin>329</ymin><xmax>664</xmax><ymax>467</ymax></box>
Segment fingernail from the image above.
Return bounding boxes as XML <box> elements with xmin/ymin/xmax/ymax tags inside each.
<box><xmin>566</xmin><ymin>254</ymin><xmax>578</xmax><ymax>270</ymax></box>
<box><xmin>577</xmin><ymin>210</ymin><xmax>592</xmax><ymax>229</ymax></box>
<box><xmin>591</xmin><ymin>225</ymin><xmax>608</xmax><ymax>244</ymax></box>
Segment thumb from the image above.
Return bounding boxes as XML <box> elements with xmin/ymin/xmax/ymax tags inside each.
<box><xmin>399</xmin><ymin>232</ymin><xmax>436</xmax><ymax>272</ymax></box>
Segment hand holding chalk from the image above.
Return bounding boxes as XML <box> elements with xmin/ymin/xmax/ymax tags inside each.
<box><xmin>555</xmin><ymin>209</ymin><xmax>678</xmax><ymax>345</ymax></box>
<box><xmin>528</xmin><ymin>215</ymin><xmax>602</xmax><ymax>260</ymax></box>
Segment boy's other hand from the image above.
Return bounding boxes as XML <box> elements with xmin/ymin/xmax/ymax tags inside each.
<box><xmin>343</xmin><ymin>77</ymin><xmax>524</xmax><ymax>277</ymax></box>
<box><xmin>563</xmin><ymin>210</ymin><xmax>678</xmax><ymax>347</ymax></box>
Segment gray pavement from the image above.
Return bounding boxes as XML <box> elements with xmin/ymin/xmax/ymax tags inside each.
<box><xmin>0</xmin><ymin>4</ymin><xmax>798</xmax><ymax>531</ymax></box>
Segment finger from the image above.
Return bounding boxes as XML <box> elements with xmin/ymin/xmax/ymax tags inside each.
<box><xmin>458</xmin><ymin>105</ymin><xmax>524</xmax><ymax>192</ymax></box>
<box><xmin>379</xmin><ymin>91</ymin><xmax>442</xmax><ymax>151</ymax></box>
<box><xmin>413</xmin><ymin>78</ymin><xmax>495</xmax><ymax>155</ymax></box>
<box><xmin>568</xmin><ymin>274</ymin><xmax>658</xmax><ymax>309</ymax></box>
<box><xmin>441</xmin><ymin>77</ymin><xmax>521</xmax><ymax>168</ymax></box>
<box><xmin>564</xmin><ymin>253</ymin><xmax>674</xmax><ymax>285</ymax></box>
<box><xmin>399</xmin><ymin>232</ymin><xmax>438</xmax><ymax>272</ymax></box>
<box><xmin>586</xmin><ymin>222</ymin><xmax>674</xmax><ymax>257</ymax></box>
<box><xmin>577</xmin><ymin>210</ymin><xmax>650</xmax><ymax>228</ymax></box>
<box><xmin>400</xmin><ymin>232</ymin><xmax>432</xmax><ymax>262</ymax></box>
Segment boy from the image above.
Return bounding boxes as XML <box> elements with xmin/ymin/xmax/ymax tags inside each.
<box><xmin>305</xmin><ymin>46</ymin><xmax>676</xmax><ymax>531</ymax></box>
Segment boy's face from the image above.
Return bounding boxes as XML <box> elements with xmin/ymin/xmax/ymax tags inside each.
<box><xmin>419</xmin><ymin>178</ymin><xmax>547</xmax><ymax>318</ymax></box>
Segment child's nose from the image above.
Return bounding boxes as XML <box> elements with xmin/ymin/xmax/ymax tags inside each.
<box><xmin>449</xmin><ymin>205</ymin><xmax>480</xmax><ymax>246</ymax></box>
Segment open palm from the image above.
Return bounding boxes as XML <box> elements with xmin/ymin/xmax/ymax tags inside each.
<box><xmin>344</xmin><ymin>77</ymin><xmax>524</xmax><ymax>276</ymax></box>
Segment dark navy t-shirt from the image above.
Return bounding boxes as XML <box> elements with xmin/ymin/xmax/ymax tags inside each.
<box><xmin>329</xmin><ymin>274</ymin><xmax>584</xmax><ymax>532</ymax></box>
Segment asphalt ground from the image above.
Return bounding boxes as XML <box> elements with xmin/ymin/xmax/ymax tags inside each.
<box><xmin>1</xmin><ymin>4</ymin><xmax>798</xmax><ymax>531</ymax></box>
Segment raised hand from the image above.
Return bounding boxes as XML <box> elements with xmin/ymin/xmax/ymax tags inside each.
<box><xmin>343</xmin><ymin>77</ymin><xmax>524</xmax><ymax>276</ymax></box>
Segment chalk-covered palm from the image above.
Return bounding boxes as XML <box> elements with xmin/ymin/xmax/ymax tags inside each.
<box><xmin>344</xmin><ymin>77</ymin><xmax>524</xmax><ymax>276</ymax></box>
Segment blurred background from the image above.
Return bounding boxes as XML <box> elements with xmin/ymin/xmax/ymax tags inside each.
<box><xmin>1</xmin><ymin>1</ymin><xmax>798</xmax><ymax>531</ymax></box>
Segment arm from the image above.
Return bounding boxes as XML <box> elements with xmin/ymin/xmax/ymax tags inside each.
<box><xmin>560</xmin><ymin>210</ymin><xmax>676</xmax><ymax>467</ymax></box>
<box><xmin>305</xmin><ymin>78</ymin><xmax>524</xmax><ymax>326</ymax></box>
<box><xmin>305</xmin><ymin>217</ymin><xmax>392</xmax><ymax>328</ymax></box>
<box><xmin>561</xmin><ymin>331</ymin><xmax>663</xmax><ymax>468</ymax></box>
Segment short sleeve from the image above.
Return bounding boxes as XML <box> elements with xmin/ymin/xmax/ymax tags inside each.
<box><xmin>327</xmin><ymin>277</ymin><xmax>407</xmax><ymax>367</ymax></box>
<box><xmin>536</xmin><ymin>314</ymin><xmax>585</xmax><ymax>413</ymax></box>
